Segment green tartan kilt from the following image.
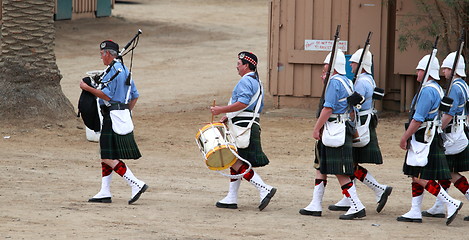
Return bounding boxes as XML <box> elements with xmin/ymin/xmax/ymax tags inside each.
<box><xmin>100</xmin><ymin>114</ymin><xmax>142</xmax><ymax>160</ymax></box>
<box><xmin>445</xmin><ymin>146</ymin><xmax>469</xmax><ymax>172</ymax></box>
<box><xmin>314</xmin><ymin>123</ymin><xmax>354</xmax><ymax>175</ymax></box>
<box><xmin>403</xmin><ymin>131</ymin><xmax>450</xmax><ymax>180</ymax></box>
<box><xmin>353</xmin><ymin>123</ymin><xmax>383</xmax><ymax>164</ymax></box>
<box><xmin>234</xmin><ymin>117</ymin><xmax>269</xmax><ymax>168</ymax></box>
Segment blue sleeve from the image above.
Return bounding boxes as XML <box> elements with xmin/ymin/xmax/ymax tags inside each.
<box><xmin>101</xmin><ymin>67</ymin><xmax>118</xmax><ymax>100</ymax></box>
<box><xmin>323</xmin><ymin>80</ymin><xmax>339</xmax><ymax>109</ymax></box>
<box><xmin>130</xmin><ymin>79</ymin><xmax>139</xmax><ymax>100</ymax></box>
<box><xmin>413</xmin><ymin>88</ymin><xmax>433</xmax><ymax>122</ymax></box>
<box><xmin>232</xmin><ymin>79</ymin><xmax>254</xmax><ymax>105</ymax></box>
<box><xmin>446</xmin><ymin>86</ymin><xmax>460</xmax><ymax>116</ymax></box>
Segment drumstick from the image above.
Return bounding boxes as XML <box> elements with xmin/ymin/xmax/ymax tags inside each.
<box><xmin>211</xmin><ymin>99</ymin><xmax>216</xmax><ymax>123</ymax></box>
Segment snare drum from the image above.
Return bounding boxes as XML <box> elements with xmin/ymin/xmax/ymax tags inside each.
<box><xmin>195</xmin><ymin>122</ymin><xmax>237</xmax><ymax>171</ymax></box>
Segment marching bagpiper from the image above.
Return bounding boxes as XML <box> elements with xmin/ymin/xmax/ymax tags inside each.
<box><xmin>80</xmin><ymin>38</ymin><xmax>148</xmax><ymax>205</ymax></box>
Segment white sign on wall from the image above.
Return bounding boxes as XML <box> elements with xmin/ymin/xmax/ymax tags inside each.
<box><xmin>304</xmin><ymin>40</ymin><xmax>348</xmax><ymax>51</ymax></box>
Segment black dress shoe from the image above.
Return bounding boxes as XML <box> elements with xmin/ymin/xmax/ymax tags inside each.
<box><xmin>464</xmin><ymin>216</ymin><xmax>469</xmax><ymax>221</ymax></box>
<box><xmin>339</xmin><ymin>209</ymin><xmax>366</xmax><ymax>220</ymax></box>
<box><xmin>259</xmin><ymin>188</ymin><xmax>277</xmax><ymax>211</ymax></box>
<box><xmin>328</xmin><ymin>204</ymin><xmax>350</xmax><ymax>211</ymax></box>
<box><xmin>377</xmin><ymin>186</ymin><xmax>393</xmax><ymax>213</ymax></box>
<box><xmin>396</xmin><ymin>216</ymin><xmax>422</xmax><ymax>223</ymax></box>
<box><xmin>299</xmin><ymin>209</ymin><xmax>321</xmax><ymax>216</ymax></box>
<box><xmin>128</xmin><ymin>184</ymin><xmax>148</xmax><ymax>205</ymax></box>
<box><xmin>88</xmin><ymin>197</ymin><xmax>112</xmax><ymax>203</ymax></box>
<box><xmin>421</xmin><ymin>210</ymin><xmax>445</xmax><ymax>218</ymax></box>
<box><xmin>216</xmin><ymin>202</ymin><xmax>238</xmax><ymax>209</ymax></box>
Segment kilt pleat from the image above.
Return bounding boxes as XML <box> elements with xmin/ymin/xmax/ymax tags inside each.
<box><xmin>446</xmin><ymin>146</ymin><xmax>469</xmax><ymax>172</ymax></box>
<box><xmin>315</xmin><ymin>129</ymin><xmax>354</xmax><ymax>175</ymax></box>
<box><xmin>353</xmin><ymin>124</ymin><xmax>383</xmax><ymax>164</ymax></box>
<box><xmin>234</xmin><ymin>117</ymin><xmax>269</xmax><ymax>167</ymax></box>
<box><xmin>403</xmin><ymin>132</ymin><xmax>450</xmax><ymax>180</ymax></box>
<box><xmin>100</xmin><ymin>115</ymin><xmax>141</xmax><ymax>160</ymax></box>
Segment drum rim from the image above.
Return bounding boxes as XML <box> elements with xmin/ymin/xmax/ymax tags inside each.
<box><xmin>206</xmin><ymin>145</ymin><xmax>237</xmax><ymax>171</ymax></box>
<box><xmin>195</xmin><ymin>122</ymin><xmax>226</xmax><ymax>139</ymax></box>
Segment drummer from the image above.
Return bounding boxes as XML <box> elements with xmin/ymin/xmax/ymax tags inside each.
<box><xmin>210</xmin><ymin>51</ymin><xmax>277</xmax><ymax>211</ymax></box>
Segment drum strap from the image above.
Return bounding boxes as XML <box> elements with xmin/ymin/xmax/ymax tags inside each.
<box><xmin>227</xmin><ymin>73</ymin><xmax>263</xmax><ymax>130</ymax></box>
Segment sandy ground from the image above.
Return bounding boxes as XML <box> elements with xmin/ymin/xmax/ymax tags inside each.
<box><xmin>1</xmin><ymin>0</ymin><xmax>469</xmax><ymax>239</ymax></box>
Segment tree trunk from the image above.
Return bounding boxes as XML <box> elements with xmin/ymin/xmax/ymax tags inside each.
<box><xmin>0</xmin><ymin>0</ymin><xmax>74</xmax><ymax>123</ymax></box>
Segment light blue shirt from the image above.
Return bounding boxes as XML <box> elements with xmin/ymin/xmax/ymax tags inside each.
<box><xmin>354</xmin><ymin>73</ymin><xmax>374</xmax><ymax>111</ymax></box>
<box><xmin>231</xmin><ymin>72</ymin><xmax>264</xmax><ymax>112</ymax></box>
<box><xmin>99</xmin><ymin>61</ymin><xmax>139</xmax><ymax>105</ymax></box>
<box><xmin>413</xmin><ymin>80</ymin><xmax>442</xmax><ymax>122</ymax></box>
<box><xmin>446</xmin><ymin>78</ymin><xmax>468</xmax><ymax>116</ymax></box>
<box><xmin>324</xmin><ymin>74</ymin><xmax>353</xmax><ymax>114</ymax></box>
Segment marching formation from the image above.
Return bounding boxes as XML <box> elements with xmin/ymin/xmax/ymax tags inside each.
<box><xmin>78</xmin><ymin>28</ymin><xmax>468</xmax><ymax>226</ymax></box>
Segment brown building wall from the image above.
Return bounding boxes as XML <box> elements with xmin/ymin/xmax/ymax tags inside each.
<box><xmin>268</xmin><ymin>0</ymin><xmax>437</xmax><ymax>112</ymax></box>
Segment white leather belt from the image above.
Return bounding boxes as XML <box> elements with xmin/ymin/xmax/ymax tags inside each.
<box><xmin>357</xmin><ymin>108</ymin><xmax>375</xmax><ymax>116</ymax></box>
<box><xmin>236</xmin><ymin>112</ymin><xmax>260</xmax><ymax>118</ymax></box>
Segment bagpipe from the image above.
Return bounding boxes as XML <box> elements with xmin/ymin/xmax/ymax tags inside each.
<box><xmin>77</xmin><ymin>30</ymin><xmax>142</xmax><ymax>132</ymax></box>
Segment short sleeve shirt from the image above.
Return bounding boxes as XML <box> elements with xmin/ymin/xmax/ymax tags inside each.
<box><xmin>99</xmin><ymin>61</ymin><xmax>139</xmax><ymax>105</ymax></box>
<box><xmin>413</xmin><ymin>80</ymin><xmax>443</xmax><ymax>122</ymax></box>
<box><xmin>231</xmin><ymin>72</ymin><xmax>264</xmax><ymax>112</ymax></box>
<box><xmin>324</xmin><ymin>74</ymin><xmax>353</xmax><ymax>114</ymax></box>
<box><xmin>446</xmin><ymin>78</ymin><xmax>468</xmax><ymax>116</ymax></box>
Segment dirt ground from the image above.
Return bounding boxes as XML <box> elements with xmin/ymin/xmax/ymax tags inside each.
<box><xmin>1</xmin><ymin>0</ymin><xmax>468</xmax><ymax>239</ymax></box>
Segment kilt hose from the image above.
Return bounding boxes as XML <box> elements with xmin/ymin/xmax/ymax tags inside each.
<box><xmin>314</xmin><ymin>125</ymin><xmax>355</xmax><ymax>176</ymax></box>
<box><xmin>233</xmin><ymin>117</ymin><xmax>269</xmax><ymax>168</ymax></box>
<box><xmin>445</xmin><ymin>128</ymin><xmax>469</xmax><ymax>172</ymax></box>
<box><xmin>100</xmin><ymin>113</ymin><xmax>142</xmax><ymax>160</ymax></box>
<box><xmin>403</xmin><ymin>130</ymin><xmax>450</xmax><ymax>180</ymax></box>
<box><xmin>353</xmin><ymin>121</ymin><xmax>383</xmax><ymax>164</ymax></box>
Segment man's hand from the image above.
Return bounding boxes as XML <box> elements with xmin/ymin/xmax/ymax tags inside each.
<box><xmin>400</xmin><ymin>136</ymin><xmax>409</xmax><ymax>150</ymax></box>
<box><xmin>80</xmin><ymin>80</ymin><xmax>91</xmax><ymax>91</ymax></box>
<box><xmin>313</xmin><ymin>128</ymin><xmax>322</xmax><ymax>140</ymax></box>
<box><xmin>210</xmin><ymin>106</ymin><xmax>224</xmax><ymax>116</ymax></box>
<box><xmin>220</xmin><ymin>116</ymin><xmax>228</xmax><ymax>123</ymax></box>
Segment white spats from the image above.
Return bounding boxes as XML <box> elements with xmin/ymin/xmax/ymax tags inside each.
<box><xmin>92</xmin><ymin>173</ymin><xmax>113</xmax><ymax>199</ymax></box>
<box><xmin>398</xmin><ymin>195</ymin><xmax>423</xmax><ymax>222</ymax></box>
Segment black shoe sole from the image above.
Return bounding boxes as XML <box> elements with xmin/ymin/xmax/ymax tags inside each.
<box><xmin>328</xmin><ymin>205</ymin><xmax>350</xmax><ymax>211</ymax></box>
<box><xmin>128</xmin><ymin>184</ymin><xmax>148</xmax><ymax>205</ymax></box>
<box><xmin>339</xmin><ymin>209</ymin><xmax>366</xmax><ymax>220</ymax></box>
<box><xmin>396</xmin><ymin>216</ymin><xmax>422</xmax><ymax>223</ymax></box>
<box><xmin>421</xmin><ymin>210</ymin><xmax>445</xmax><ymax>218</ymax></box>
<box><xmin>446</xmin><ymin>202</ymin><xmax>463</xmax><ymax>226</ymax></box>
<box><xmin>216</xmin><ymin>202</ymin><xmax>238</xmax><ymax>209</ymax></box>
<box><xmin>259</xmin><ymin>188</ymin><xmax>277</xmax><ymax>211</ymax></box>
<box><xmin>299</xmin><ymin>209</ymin><xmax>321</xmax><ymax>216</ymax></box>
<box><xmin>377</xmin><ymin>186</ymin><xmax>393</xmax><ymax>213</ymax></box>
<box><xmin>88</xmin><ymin>197</ymin><xmax>112</xmax><ymax>203</ymax></box>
